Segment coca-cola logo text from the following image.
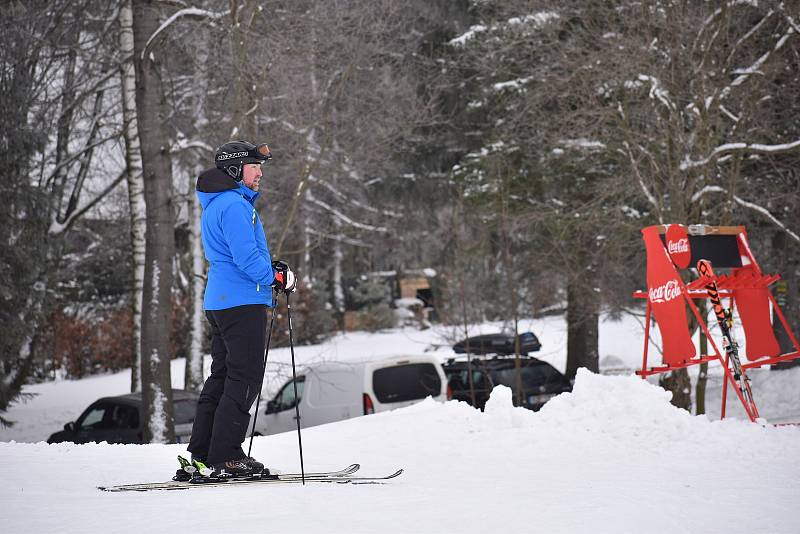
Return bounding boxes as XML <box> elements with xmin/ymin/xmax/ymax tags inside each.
<box><xmin>665</xmin><ymin>224</ymin><xmax>692</xmax><ymax>269</ymax></box>
<box><xmin>667</xmin><ymin>238</ymin><xmax>689</xmax><ymax>254</ymax></box>
<box><xmin>649</xmin><ymin>279</ymin><xmax>682</xmax><ymax>303</ymax></box>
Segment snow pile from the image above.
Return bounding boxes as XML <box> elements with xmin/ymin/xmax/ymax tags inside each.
<box><xmin>2</xmin><ymin>371</ymin><xmax>800</xmax><ymax>533</ymax></box>
<box><xmin>534</xmin><ymin>368</ymin><xmax>694</xmax><ymax>435</ymax></box>
<box><xmin>482</xmin><ymin>369</ymin><xmax>795</xmax><ymax>459</ymax></box>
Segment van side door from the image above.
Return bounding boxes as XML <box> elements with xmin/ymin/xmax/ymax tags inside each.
<box><xmin>263</xmin><ymin>376</ymin><xmax>305</xmax><ymax>435</ymax></box>
<box><xmin>304</xmin><ymin>366</ymin><xmax>362</xmax><ymax>426</ymax></box>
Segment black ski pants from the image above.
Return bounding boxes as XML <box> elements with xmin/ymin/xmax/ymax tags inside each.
<box><xmin>188</xmin><ymin>304</ymin><xmax>268</xmax><ymax>465</ymax></box>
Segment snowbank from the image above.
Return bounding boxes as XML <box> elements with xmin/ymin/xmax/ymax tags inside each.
<box><xmin>3</xmin><ymin>371</ymin><xmax>799</xmax><ymax>533</ymax></box>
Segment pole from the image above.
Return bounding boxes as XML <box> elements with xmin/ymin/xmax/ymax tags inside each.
<box><xmin>286</xmin><ymin>292</ymin><xmax>306</xmax><ymax>484</ymax></box>
<box><xmin>247</xmin><ymin>300</ymin><xmax>277</xmax><ymax>458</ymax></box>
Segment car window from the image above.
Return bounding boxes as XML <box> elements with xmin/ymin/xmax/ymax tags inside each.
<box><xmin>446</xmin><ymin>367</ymin><xmax>491</xmax><ymax>391</ymax></box>
<box><xmin>173</xmin><ymin>399</ymin><xmax>196</xmax><ymax>425</ymax></box>
<box><xmin>78</xmin><ymin>404</ymin><xmax>108</xmax><ymax>430</ymax></box>
<box><xmin>271</xmin><ymin>376</ymin><xmax>305</xmax><ymax>412</ymax></box>
<box><xmin>109</xmin><ymin>403</ymin><xmax>139</xmax><ymax>429</ymax></box>
<box><xmin>536</xmin><ymin>364</ymin><xmax>570</xmax><ymax>387</ymax></box>
<box><xmin>372</xmin><ymin>363</ymin><xmax>441</xmax><ymax>403</ymax></box>
<box><xmin>492</xmin><ymin>364</ymin><xmax>563</xmax><ymax>391</ymax></box>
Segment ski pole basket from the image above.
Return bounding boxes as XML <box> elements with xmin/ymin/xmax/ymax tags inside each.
<box><xmin>632</xmin><ymin>224</ymin><xmax>800</xmax><ymax>421</ymax></box>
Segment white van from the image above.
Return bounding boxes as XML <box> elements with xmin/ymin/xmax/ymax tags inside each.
<box><xmin>251</xmin><ymin>354</ymin><xmax>450</xmax><ymax>435</ymax></box>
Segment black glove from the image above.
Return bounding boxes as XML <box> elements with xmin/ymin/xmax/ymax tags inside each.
<box><xmin>271</xmin><ymin>260</ymin><xmax>297</xmax><ymax>293</ymax></box>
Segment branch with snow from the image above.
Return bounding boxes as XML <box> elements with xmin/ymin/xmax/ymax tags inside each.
<box><xmin>622</xmin><ymin>142</ymin><xmax>663</xmax><ymax>223</ymax></box>
<box><xmin>306</xmin><ymin>227</ymin><xmax>372</xmax><ymax>248</ymax></box>
<box><xmin>786</xmin><ymin>14</ymin><xmax>800</xmax><ymax>35</ymax></box>
<box><xmin>171</xmin><ymin>137</ymin><xmax>214</xmax><ymax>154</ymax></box>
<box><xmin>447</xmin><ymin>11</ymin><xmax>559</xmax><ymax>47</ymax></box>
<box><xmin>559</xmin><ymin>138</ymin><xmax>606</xmax><ymax>151</ymax></box>
<box><xmin>307</xmin><ymin>191</ymin><xmax>388</xmax><ymax>233</ymax></box>
<box><xmin>690</xmin><ymin>185</ymin><xmax>725</xmax><ymax>204</ymax></box>
<box><xmin>725</xmin><ymin>9</ymin><xmax>775</xmax><ymax>67</ymax></box>
<box><xmin>711</xmin><ymin>24</ymin><xmax>795</xmax><ymax>108</ymax></box>
<box><xmin>142</xmin><ymin>8</ymin><xmax>229</xmax><ymax>61</ymax></box>
<box><xmin>44</xmin><ymin>132</ymin><xmax>121</xmax><ymax>187</ymax></box>
<box><xmin>448</xmin><ymin>24</ymin><xmax>488</xmax><ymax>46</ymax></box>
<box><xmin>309</xmin><ymin>176</ymin><xmax>402</xmax><ymax>218</ymax></box>
<box><xmin>48</xmin><ymin>170</ymin><xmax>131</xmax><ymax>235</ymax></box>
<box><xmin>680</xmin><ymin>138</ymin><xmax>800</xmax><ymax>170</ymax></box>
<box><xmin>492</xmin><ymin>76</ymin><xmax>533</xmax><ymax>92</ymax></box>
<box><xmin>626</xmin><ymin>75</ymin><xmax>675</xmax><ymax>111</ymax></box>
<box><xmin>732</xmin><ymin>194</ymin><xmax>800</xmax><ymax>244</ymax></box>
<box><xmin>692</xmin><ymin>185</ymin><xmax>800</xmax><ymax>244</ymax></box>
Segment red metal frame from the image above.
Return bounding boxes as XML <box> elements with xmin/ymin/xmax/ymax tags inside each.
<box><xmin>633</xmin><ymin>225</ymin><xmax>800</xmax><ymax>422</ymax></box>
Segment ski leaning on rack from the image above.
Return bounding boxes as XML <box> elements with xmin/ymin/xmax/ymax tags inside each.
<box><xmin>98</xmin><ymin>464</ymin><xmax>404</xmax><ymax>492</ymax></box>
<box><xmin>696</xmin><ymin>259</ymin><xmax>756</xmax><ymax>411</ymax></box>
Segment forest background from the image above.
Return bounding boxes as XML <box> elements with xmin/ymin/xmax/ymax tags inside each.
<box><xmin>1</xmin><ymin>0</ymin><xmax>798</xmax><ymax>441</ymax></box>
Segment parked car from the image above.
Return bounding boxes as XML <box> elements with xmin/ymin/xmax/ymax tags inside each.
<box><xmin>452</xmin><ymin>331</ymin><xmax>542</xmax><ymax>356</ymax></box>
<box><xmin>251</xmin><ymin>355</ymin><xmax>450</xmax><ymax>435</ymax></box>
<box><xmin>443</xmin><ymin>355</ymin><xmax>571</xmax><ymax>411</ymax></box>
<box><xmin>47</xmin><ymin>389</ymin><xmax>198</xmax><ymax>445</ymax></box>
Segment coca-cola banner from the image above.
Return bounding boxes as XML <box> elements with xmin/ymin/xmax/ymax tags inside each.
<box><xmin>665</xmin><ymin>224</ymin><xmax>691</xmax><ymax>269</ymax></box>
<box><xmin>642</xmin><ymin>226</ymin><xmax>696</xmax><ymax>365</ymax></box>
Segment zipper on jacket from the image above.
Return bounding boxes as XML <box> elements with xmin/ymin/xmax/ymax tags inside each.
<box><xmin>256</xmin><ymin>283</ymin><xmax>260</xmax><ymax>292</ymax></box>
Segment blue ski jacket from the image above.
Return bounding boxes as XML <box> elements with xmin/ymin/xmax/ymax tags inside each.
<box><xmin>196</xmin><ymin>168</ymin><xmax>276</xmax><ymax>310</ymax></box>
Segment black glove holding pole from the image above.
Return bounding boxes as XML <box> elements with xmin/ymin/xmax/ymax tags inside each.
<box><xmin>271</xmin><ymin>260</ymin><xmax>297</xmax><ymax>294</ymax></box>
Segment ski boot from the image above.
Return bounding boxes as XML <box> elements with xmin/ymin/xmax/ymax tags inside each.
<box><xmin>208</xmin><ymin>457</ymin><xmax>265</xmax><ymax>479</ymax></box>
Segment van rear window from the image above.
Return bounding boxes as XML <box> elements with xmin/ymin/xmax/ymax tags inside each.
<box><xmin>372</xmin><ymin>363</ymin><xmax>441</xmax><ymax>403</ymax></box>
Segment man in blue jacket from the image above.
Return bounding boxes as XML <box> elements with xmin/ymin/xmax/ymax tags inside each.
<box><xmin>186</xmin><ymin>140</ymin><xmax>296</xmax><ymax>479</ymax></box>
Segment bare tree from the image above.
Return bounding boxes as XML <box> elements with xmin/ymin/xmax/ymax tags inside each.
<box><xmin>119</xmin><ymin>0</ymin><xmax>147</xmax><ymax>393</ymax></box>
<box><xmin>1</xmin><ymin>1</ymin><xmax>128</xmax><ymax>422</ymax></box>
<box><xmin>132</xmin><ymin>0</ymin><xmax>175</xmax><ymax>443</ymax></box>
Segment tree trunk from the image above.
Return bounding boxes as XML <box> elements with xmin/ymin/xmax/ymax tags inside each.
<box><xmin>332</xmin><ymin>219</ymin><xmax>345</xmax><ymax>315</ymax></box>
<box><xmin>184</xmin><ymin>21</ymin><xmax>211</xmax><ymax>393</ymax></box>
<box><xmin>565</xmin><ymin>278</ymin><xmax>600</xmax><ymax>381</ymax></box>
<box><xmin>186</xmin><ymin>163</ymin><xmax>206</xmax><ymax>392</ymax></box>
<box><xmin>230</xmin><ymin>0</ymin><xmax>258</xmax><ymax>139</ymax></box>
<box><xmin>661</xmin><ymin>369</ymin><xmax>692</xmax><ymax>411</ymax></box>
<box><xmin>119</xmin><ymin>0</ymin><xmax>146</xmax><ymax>393</ymax></box>
<box><xmin>132</xmin><ymin>0</ymin><xmax>175</xmax><ymax>443</ymax></box>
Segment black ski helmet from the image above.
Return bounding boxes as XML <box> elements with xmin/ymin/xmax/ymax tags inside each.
<box><xmin>214</xmin><ymin>140</ymin><xmax>272</xmax><ymax>180</ymax></box>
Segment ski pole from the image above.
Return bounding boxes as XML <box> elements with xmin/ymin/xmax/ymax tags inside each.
<box><xmin>286</xmin><ymin>291</ymin><xmax>306</xmax><ymax>484</ymax></box>
<box><xmin>247</xmin><ymin>299</ymin><xmax>277</xmax><ymax>458</ymax></box>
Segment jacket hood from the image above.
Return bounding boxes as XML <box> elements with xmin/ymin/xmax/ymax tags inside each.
<box><xmin>197</xmin><ymin>167</ymin><xmax>238</xmax><ymax>193</ymax></box>
<box><xmin>196</xmin><ymin>167</ymin><xmax>259</xmax><ymax>209</ymax></box>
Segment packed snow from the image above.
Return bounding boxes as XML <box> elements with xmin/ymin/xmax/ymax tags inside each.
<box><xmin>2</xmin><ymin>314</ymin><xmax>800</xmax><ymax>533</ymax></box>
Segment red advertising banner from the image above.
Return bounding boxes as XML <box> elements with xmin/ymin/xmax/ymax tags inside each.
<box><xmin>642</xmin><ymin>226</ymin><xmax>696</xmax><ymax>365</ymax></box>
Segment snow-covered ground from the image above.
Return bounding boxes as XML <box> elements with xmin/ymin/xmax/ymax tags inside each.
<box><xmin>2</xmin><ymin>313</ymin><xmax>800</xmax><ymax>533</ymax></box>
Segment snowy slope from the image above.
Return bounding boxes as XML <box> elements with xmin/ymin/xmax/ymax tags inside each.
<box><xmin>3</xmin><ymin>370</ymin><xmax>800</xmax><ymax>534</ymax></box>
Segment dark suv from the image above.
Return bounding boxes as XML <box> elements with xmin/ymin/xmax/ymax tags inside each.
<box><xmin>443</xmin><ymin>355</ymin><xmax>572</xmax><ymax>411</ymax></box>
<box><xmin>46</xmin><ymin>389</ymin><xmax>198</xmax><ymax>445</ymax></box>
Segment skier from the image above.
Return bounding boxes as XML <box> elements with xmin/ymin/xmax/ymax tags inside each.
<box><xmin>180</xmin><ymin>140</ymin><xmax>296</xmax><ymax>480</ymax></box>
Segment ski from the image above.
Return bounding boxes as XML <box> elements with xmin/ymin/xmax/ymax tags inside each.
<box><xmin>99</xmin><ymin>463</ymin><xmax>360</xmax><ymax>492</ymax></box>
<box><xmin>99</xmin><ymin>465</ymin><xmax>403</xmax><ymax>492</ymax></box>
<box><xmin>696</xmin><ymin>259</ymin><xmax>757</xmax><ymax>413</ymax></box>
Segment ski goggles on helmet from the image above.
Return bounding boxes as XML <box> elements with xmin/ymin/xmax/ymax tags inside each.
<box><xmin>215</xmin><ymin>142</ymin><xmax>272</xmax><ymax>167</ymax></box>
<box><xmin>251</xmin><ymin>143</ymin><xmax>272</xmax><ymax>163</ymax></box>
